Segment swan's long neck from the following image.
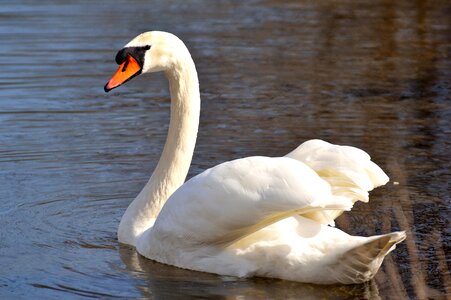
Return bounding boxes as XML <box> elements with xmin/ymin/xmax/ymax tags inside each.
<box><xmin>118</xmin><ymin>54</ymin><xmax>200</xmax><ymax>245</ymax></box>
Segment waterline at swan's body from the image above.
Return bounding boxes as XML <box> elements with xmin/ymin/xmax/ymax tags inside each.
<box><xmin>104</xmin><ymin>31</ymin><xmax>406</xmax><ymax>284</ymax></box>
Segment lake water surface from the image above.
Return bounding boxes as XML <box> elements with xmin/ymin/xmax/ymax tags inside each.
<box><xmin>0</xmin><ymin>1</ymin><xmax>449</xmax><ymax>299</ymax></box>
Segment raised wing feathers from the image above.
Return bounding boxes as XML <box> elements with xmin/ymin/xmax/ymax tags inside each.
<box><xmin>286</xmin><ymin>139</ymin><xmax>389</xmax><ymax>221</ymax></box>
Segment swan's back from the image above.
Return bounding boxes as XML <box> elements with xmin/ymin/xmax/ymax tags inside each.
<box><xmin>141</xmin><ymin>156</ymin><xmax>353</xmax><ymax>249</ymax></box>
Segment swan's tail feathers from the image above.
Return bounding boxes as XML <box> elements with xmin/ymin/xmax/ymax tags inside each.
<box><xmin>327</xmin><ymin>231</ymin><xmax>406</xmax><ymax>284</ymax></box>
<box><xmin>286</xmin><ymin>139</ymin><xmax>389</xmax><ymax>221</ymax></box>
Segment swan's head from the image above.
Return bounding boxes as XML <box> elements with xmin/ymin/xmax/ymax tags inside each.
<box><xmin>104</xmin><ymin>31</ymin><xmax>189</xmax><ymax>92</ymax></box>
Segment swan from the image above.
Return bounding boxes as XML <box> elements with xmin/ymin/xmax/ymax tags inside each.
<box><xmin>104</xmin><ymin>31</ymin><xmax>406</xmax><ymax>285</ymax></box>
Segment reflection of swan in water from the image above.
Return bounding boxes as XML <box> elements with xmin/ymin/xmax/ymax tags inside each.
<box><xmin>105</xmin><ymin>31</ymin><xmax>405</xmax><ymax>284</ymax></box>
<box><xmin>118</xmin><ymin>244</ymin><xmax>381</xmax><ymax>299</ymax></box>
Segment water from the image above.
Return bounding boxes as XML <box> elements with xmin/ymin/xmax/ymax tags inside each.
<box><xmin>0</xmin><ymin>1</ymin><xmax>449</xmax><ymax>299</ymax></box>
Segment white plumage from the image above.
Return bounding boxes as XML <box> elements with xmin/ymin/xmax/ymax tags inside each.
<box><xmin>105</xmin><ymin>31</ymin><xmax>406</xmax><ymax>285</ymax></box>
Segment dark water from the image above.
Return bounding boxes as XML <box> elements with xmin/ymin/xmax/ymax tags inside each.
<box><xmin>0</xmin><ymin>0</ymin><xmax>449</xmax><ymax>299</ymax></box>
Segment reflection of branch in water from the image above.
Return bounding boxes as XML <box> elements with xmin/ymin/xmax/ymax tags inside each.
<box><xmin>433</xmin><ymin>230</ymin><xmax>451</xmax><ymax>296</ymax></box>
<box><xmin>382</xmin><ymin>255</ymin><xmax>409</xmax><ymax>298</ymax></box>
<box><xmin>420</xmin><ymin>229</ymin><xmax>450</xmax><ymax>298</ymax></box>
<box><xmin>118</xmin><ymin>242</ymin><xmax>382</xmax><ymax>299</ymax></box>
<box><xmin>389</xmin><ymin>159</ymin><xmax>428</xmax><ymax>300</ymax></box>
<box><xmin>380</xmin><ymin>212</ymin><xmax>409</xmax><ymax>299</ymax></box>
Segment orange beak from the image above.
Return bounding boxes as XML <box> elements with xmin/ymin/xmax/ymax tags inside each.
<box><xmin>104</xmin><ymin>54</ymin><xmax>142</xmax><ymax>92</ymax></box>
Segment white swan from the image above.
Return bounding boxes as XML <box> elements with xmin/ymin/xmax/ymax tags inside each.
<box><xmin>104</xmin><ymin>31</ymin><xmax>406</xmax><ymax>285</ymax></box>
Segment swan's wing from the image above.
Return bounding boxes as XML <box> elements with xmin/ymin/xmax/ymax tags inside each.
<box><xmin>148</xmin><ymin>156</ymin><xmax>352</xmax><ymax>247</ymax></box>
<box><xmin>285</xmin><ymin>139</ymin><xmax>389</xmax><ymax>222</ymax></box>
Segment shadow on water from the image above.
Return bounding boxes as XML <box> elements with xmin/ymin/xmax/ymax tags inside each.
<box><xmin>0</xmin><ymin>0</ymin><xmax>449</xmax><ymax>299</ymax></box>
